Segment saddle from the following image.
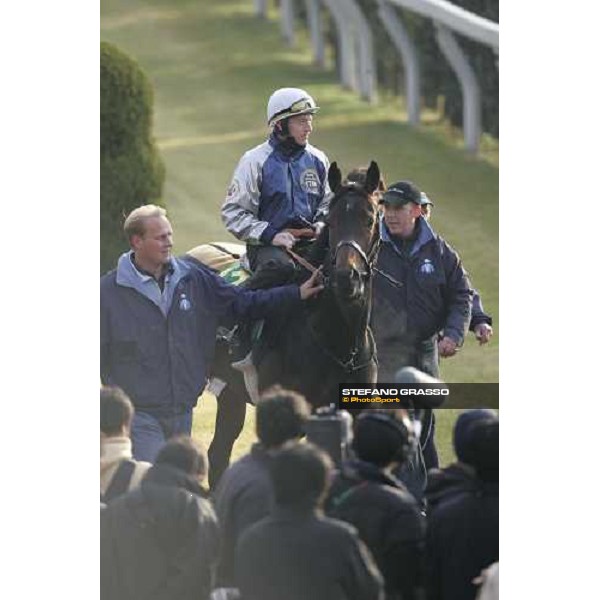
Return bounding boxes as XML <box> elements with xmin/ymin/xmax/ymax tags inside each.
<box><xmin>186</xmin><ymin>242</ymin><xmax>250</xmax><ymax>284</ymax></box>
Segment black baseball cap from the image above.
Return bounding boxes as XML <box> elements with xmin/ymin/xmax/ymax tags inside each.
<box><xmin>380</xmin><ymin>180</ymin><xmax>425</xmax><ymax>206</ymax></box>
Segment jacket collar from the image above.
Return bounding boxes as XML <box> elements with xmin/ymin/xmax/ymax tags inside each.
<box><xmin>379</xmin><ymin>216</ymin><xmax>435</xmax><ymax>257</ymax></box>
<box><xmin>100</xmin><ymin>436</ymin><xmax>133</xmax><ymax>461</ymax></box>
<box><xmin>115</xmin><ymin>251</ymin><xmax>190</xmax><ymax>316</ymax></box>
<box><xmin>341</xmin><ymin>458</ymin><xmax>407</xmax><ymax>490</ymax></box>
<box><xmin>268</xmin><ymin>132</ymin><xmax>306</xmax><ymax>159</ymax></box>
<box><xmin>142</xmin><ymin>463</ymin><xmax>208</xmax><ymax>498</ymax></box>
<box><xmin>271</xmin><ymin>504</ymin><xmax>321</xmax><ymax>521</ymax></box>
<box><xmin>425</xmin><ymin>461</ymin><xmax>497</xmax><ymax>507</ymax></box>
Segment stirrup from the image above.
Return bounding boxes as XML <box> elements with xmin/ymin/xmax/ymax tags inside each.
<box><xmin>231</xmin><ymin>351</ymin><xmax>253</xmax><ymax>372</ymax></box>
<box><xmin>231</xmin><ymin>352</ymin><xmax>260</xmax><ymax>405</ymax></box>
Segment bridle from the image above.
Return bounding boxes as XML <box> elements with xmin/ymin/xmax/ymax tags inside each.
<box><xmin>286</xmin><ymin>186</ymin><xmax>401</xmax><ymax>372</ymax></box>
<box><xmin>311</xmin><ymin>189</ymin><xmax>382</xmax><ymax>373</ymax></box>
<box><xmin>330</xmin><ymin>238</ymin><xmax>379</xmax><ymax>281</ymax></box>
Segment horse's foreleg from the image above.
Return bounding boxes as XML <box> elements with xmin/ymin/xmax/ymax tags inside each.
<box><xmin>208</xmin><ymin>384</ymin><xmax>247</xmax><ymax>490</ymax></box>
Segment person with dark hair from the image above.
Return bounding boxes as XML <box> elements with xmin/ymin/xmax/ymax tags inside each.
<box><xmin>235</xmin><ymin>442</ymin><xmax>384</xmax><ymax>600</ymax></box>
<box><xmin>212</xmin><ymin>386</ymin><xmax>310</xmax><ymax>588</ymax></box>
<box><xmin>100</xmin><ymin>386</ymin><xmax>150</xmax><ymax>503</ymax></box>
<box><xmin>154</xmin><ymin>434</ymin><xmax>210</xmax><ymax>480</ymax></box>
<box><xmin>425</xmin><ymin>410</ymin><xmax>499</xmax><ymax>600</ymax></box>
<box><xmin>101</xmin><ymin>204</ymin><xmax>324</xmax><ymax>463</ymax></box>
<box><xmin>101</xmin><ymin>435</ymin><xmax>219</xmax><ymax>600</ymax></box>
<box><xmin>326</xmin><ymin>409</ymin><xmax>426</xmax><ymax>600</ymax></box>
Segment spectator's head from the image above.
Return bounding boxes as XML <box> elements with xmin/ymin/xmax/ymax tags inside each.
<box><xmin>155</xmin><ymin>435</ymin><xmax>209</xmax><ymax>483</ymax></box>
<box><xmin>270</xmin><ymin>441</ymin><xmax>333</xmax><ymax>510</ymax></box>
<box><xmin>256</xmin><ymin>386</ymin><xmax>311</xmax><ymax>450</ymax></box>
<box><xmin>100</xmin><ymin>386</ymin><xmax>134</xmax><ymax>438</ymax></box>
<box><xmin>123</xmin><ymin>204</ymin><xmax>173</xmax><ymax>269</ymax></box>
<box><xmin>453</xmin><ymin>410</ymin><xmax>499</xmax><ymax>482</ymax></box>
<box><xmin>353</xmin><ymin>409</ymin><xmax>415</xmax><ymax>468</ymax></box>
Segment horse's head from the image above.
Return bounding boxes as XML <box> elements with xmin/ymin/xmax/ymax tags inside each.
<box><xmin>326</xmin><ymin>161</ymin><xmax>381</xmax><ymax>303</ymax></box>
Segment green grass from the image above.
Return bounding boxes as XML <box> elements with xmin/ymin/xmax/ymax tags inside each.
<box><xmin>101</xmin><ymin>0</ymin><xmax>498</xmax><ymax>467</ymax></box>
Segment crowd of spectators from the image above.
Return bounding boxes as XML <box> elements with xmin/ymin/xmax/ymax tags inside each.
<box><xmin>101</xmin><ymin>385</ymin><xmax>499</xmax><ymax>600</ymax></box>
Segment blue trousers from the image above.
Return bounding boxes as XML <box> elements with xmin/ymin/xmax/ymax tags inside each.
<box><xmin>131</xmin><ymin>409</ymin><xmax>193</xmax><ymax>463</ymax></box>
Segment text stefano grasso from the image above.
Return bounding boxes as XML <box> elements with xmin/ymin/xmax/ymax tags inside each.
<box><xmin>341</xmin><ymin>388</ymin><xmax>449</xmax><ymax>396</ymax></box>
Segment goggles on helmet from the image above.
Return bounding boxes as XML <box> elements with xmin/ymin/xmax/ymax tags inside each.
<box><xmin>270</xmin><ymin>98</ymin><xmax>318</xmax><ymax>126</ymax></box>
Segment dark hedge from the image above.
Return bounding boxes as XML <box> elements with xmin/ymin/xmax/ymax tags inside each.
<box><xmin>100</xmin><ymin>41</ymin><xmax>165</xmax><ymax>273</ymax></box>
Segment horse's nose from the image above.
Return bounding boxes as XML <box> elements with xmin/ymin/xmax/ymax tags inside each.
<box><xmin>333</xmin><ymin>268</ymin><xmax>353</xmax><ymax>292</ymax></box>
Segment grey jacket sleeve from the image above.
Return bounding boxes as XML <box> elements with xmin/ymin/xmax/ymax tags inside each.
<box><xmin>221</xmin><ymin>144</ymin><xmax>271</xmax><ymax>244</ymax></box>
<box><xmin>469</xmin><ymin>288</ymin><xmax>492</xmax><ymax>330</ymax></box>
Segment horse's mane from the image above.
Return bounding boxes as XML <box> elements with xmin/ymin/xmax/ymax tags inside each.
<box><xmin>345</xmin><ymin>166</ymin><xmax>387</xmax><ymax>194</ymax></box>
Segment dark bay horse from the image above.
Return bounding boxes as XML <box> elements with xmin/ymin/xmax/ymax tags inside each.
<box><xmin>200</xmin><ymin>161</ymin><xmax>383</xmax><ymax>486</ymax></box>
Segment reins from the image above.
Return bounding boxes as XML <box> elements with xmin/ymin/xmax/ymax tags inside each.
<box><xmin>283</xmin><ymin>191</ymin><xmax>383</xmax><ymax>373</ymax></box>
<box><xmin>285</xmin><ymin>247</ymin><xmax>319</xmax><ymax>275</ymax></box>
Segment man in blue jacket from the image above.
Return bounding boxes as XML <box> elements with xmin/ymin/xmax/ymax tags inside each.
<box><xmin>371</xmin><ymin>181</ymin><xmax>473</xmax><ymax>468</ymax></box>
<box><xmin>100</xmin><ymin>205</ymin><xmax>323</xmax><ymax>462</ymax></box>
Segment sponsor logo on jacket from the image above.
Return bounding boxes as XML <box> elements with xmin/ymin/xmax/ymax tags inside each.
<box><xmin>300</xmin><ymin>169</ymin><xmax>320</xmax><ymax>193</ymax></box>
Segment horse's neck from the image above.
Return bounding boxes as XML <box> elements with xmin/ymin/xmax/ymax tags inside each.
<box><xmin>304</xmin><ymin>231</ymin><xmax>329</xmax><ymax>268</ymax></box>
<box><xmin>309</xmin><ymin>287</ymin><xmax>372</xmax><ymax>357</ymax></box>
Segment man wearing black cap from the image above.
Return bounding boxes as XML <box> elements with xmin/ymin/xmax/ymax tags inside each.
<box><xmin>371</xmin><ymin>180</ymin><xmax>473</xmax><ymax>468</ymax></box>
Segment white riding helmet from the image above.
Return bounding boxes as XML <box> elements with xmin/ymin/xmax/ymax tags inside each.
<box><xmin>267</xmin><ymin>87</ymin><xmax>319</xmax><ymax>127</ymax></box>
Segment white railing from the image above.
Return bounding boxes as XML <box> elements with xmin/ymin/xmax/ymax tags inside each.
<box><xmin>387</xmin><ymin>0</ymin><xmax>498</xmax><ymax>49</ymax></box>
<box><xmin>386</xmin><ymin>0</ymin><xmax>498</xmax><ymax>152</ymax></box>
<box><xmin>252</xmin><ymin>0</ymin><xmax>498</xmax><ymax>152</ymax></box>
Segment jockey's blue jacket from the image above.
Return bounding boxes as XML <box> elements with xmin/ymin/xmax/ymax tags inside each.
<box><xmin>100</xmin><ymin>252</ymin><xmax>300</xmax><ymax>417</ymax></box>
<box><xmin>221</xmin><ymin>133</ymin><xmax>331</xmax><ymax>244</ymax></box>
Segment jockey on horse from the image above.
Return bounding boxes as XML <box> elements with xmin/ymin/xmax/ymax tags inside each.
<box><xmin>219</xmin><ymin>87</ymin><xmax>332</xmax><ymax>377</ymax></box>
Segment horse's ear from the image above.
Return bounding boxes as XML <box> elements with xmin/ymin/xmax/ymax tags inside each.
<box><xmin>364</xmin><ymin>161</ymin><xmax>381</xmax><ymax>195</ymax></box>
<box><xmin>328</xmin><ymin>162</ymin><xmax>342</xmax><ymax>194</ymax></box>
